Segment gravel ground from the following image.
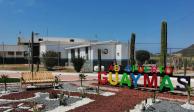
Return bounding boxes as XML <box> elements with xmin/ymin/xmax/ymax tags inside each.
<box><xmin>32</xmin><ymin>93</ymin><xmax>81</xmax><ymax>112</ymax></box>
<box><xmin>0</xmin><ymin>86</ymin><xmax>22</xmax><ymax>93</ymax></box>
<box><xmin>0</xmin><ymin>92</ymin><xmax>81</xmax><ymax>112</ymax></box>
<box><xmin>60</xmin><ymin>83</ymin><xmax>103</xmax><ymax>94</ymax></box>
<box><xmin>145</xmin><ymin>100</ymin><xmax>194</xmax><ymax>112</ymax></box>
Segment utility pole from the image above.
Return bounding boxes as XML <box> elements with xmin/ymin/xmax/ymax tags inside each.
<box><xmin>58</xmin><ymin>41</ymin><xmax>60</xmax><ymax>66</ymax></box>
<box><xmin>97</xmin><ymin>49</ymin><xmax>101</xmax><ymax>94</ymax></box>
<box><xmin>2</xmin><ymin>42</ymin><xmax>5</xmax><ymax>68</ymax></box>
<box><xmin>31</xmin><ymin>32</ymin><xmax>34</xmax><ymax>79</ymax></box>
<box><xmin>28</xmin><ymin>40</ymin><xmax>31</xmax><ymax>69</ymax></box>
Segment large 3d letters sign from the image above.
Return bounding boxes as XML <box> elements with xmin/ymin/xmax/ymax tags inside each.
<box><xmin>98</xmin><ymin>63</ymin><xmax>191</xmax><ymax>92</ymax></box>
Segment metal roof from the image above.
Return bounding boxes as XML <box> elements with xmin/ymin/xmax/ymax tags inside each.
<box><xmin>0</xmin><ymin>45</ymin><xmax>27</xmax><ymax>51</ymax></box>
<box><xmin>65</xmin><ymin>40</ymin><xmax>119</xmax><ymax>50</ymax></box>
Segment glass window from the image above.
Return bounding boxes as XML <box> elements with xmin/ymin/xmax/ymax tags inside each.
<box><xmin>8</xmin><ymin>52</ymin><xmax>14</xmax><ymax>56</ymax></box>
<box><xmin>16</xmin><ymin>52</ymin><xmax>22</xmax><ymax>55</ymax></box>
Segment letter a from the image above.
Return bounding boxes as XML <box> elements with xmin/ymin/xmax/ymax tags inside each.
<box><xmin>160</xmin><ymin>75</ymin><xmax>174</xmax><ymax>91</ymax></box>
<box><xmin>120</xmin><ymin>73</ymin><xmax>131</xmax><ymax>87</ymax></box>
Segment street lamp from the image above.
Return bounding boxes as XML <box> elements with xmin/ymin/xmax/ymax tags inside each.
<box><xmin>31</xmin><ymin>32</ymin><xmax>39</xmax><ymax>81</ymax></box>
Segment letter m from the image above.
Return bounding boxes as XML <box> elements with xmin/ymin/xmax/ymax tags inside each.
<box><xmin>144</xmin><ymin>74</ymin><xmax>157</xmax><ymax>88</ymax></box>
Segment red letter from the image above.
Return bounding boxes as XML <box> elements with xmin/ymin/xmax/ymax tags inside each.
<box><xmin>165</xmin><ymin>66</ymin><xmax>173</xmax><ymax>75</ymax></box>
<box><xmin>98</xmin><ymin>72</ymin><xmax>108</xmax><ymax>85</ymax></box>
<box><xmin>151</xmin><ymin>66</ymin><xmax>157</xmax><ymax>73</ymax></box>
<box><xmin>108</xmin><ymin>64</ymin><xmax>114</xmax><ymax>71</ymax></box>
<box><xmin>144</xmin><ymin>74</ymin><xmax>157</xmax><ymax>88</ymax></box>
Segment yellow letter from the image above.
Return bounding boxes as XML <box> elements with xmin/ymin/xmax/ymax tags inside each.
<box><xmin>108</xmin><ymin>72</ymin><xmax>119</xmax><ymax>85</ymax></box>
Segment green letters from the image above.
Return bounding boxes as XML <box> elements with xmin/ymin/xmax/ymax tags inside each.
<box><xmin>120</xmin><ymin>73</ymin><xmax>131</xmax><ymax>87</ymax></box>
<box><xmin>160</xmin><ymin>75</ymin><xmax>174</xmax><ymax>91</ymax></box>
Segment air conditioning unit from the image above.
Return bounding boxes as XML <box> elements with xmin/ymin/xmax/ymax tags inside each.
<box><xmin>94</xmin><ymin>65</ymin><xmax>104</xmax><ymax>72</ymax></box>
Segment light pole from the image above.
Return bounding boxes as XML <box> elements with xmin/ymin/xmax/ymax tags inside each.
<box><xmin>31</xmin><ymin>32</ymin><xmax>34</xmax><ymax>80</ymax></box>
<box><xmin>58</xmin><ymin>41</ymin><xmax>60</xmax><ymax>66</ymax></box>
<box><xmin>90</xmin><ymin>40</ymin><xmax>92</xmax><ymax>71</ymax></box>
<box><xmin>2</xmin><ymin>42</ymin><xmax>5</xmax><ymax>68</ymax></box>
<box><xmin>31</xmin><ymin>32</ymin><xmax>39</xmax><ymax>79</ymax></box>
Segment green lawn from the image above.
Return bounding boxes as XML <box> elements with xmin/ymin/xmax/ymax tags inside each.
<box><xmin>0</xmin><ymin>78</ymin><xmax>20</xmax><ymax>83</ymax></box>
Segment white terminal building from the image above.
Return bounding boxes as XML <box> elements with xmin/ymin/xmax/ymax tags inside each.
<box><xmin>1</xmin><ymin>36</ymin><xmax>129</xmax><ymax>71</ymax></box>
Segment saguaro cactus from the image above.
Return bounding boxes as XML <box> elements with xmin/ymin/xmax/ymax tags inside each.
<box><xmin>184</xmin><ymin>58</ymin><xmax>187</xmax><ymax>76</ymax></box>
<box><xmin>130</xmin><ymin>33</ymin><xmax>136</xmax><ymax>65</ymax></box>
<box><xmin>160</xmin><ymin>21</ymin><xmax>167</xmax><ymax>84</ymax></box>
<box><xmin>160</xmin><ymin>20</ymin><xmax>167</xmax><ymax>67</ymax></box>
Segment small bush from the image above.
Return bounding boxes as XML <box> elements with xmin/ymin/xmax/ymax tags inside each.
<box><xmin>71</xmin><ymin>57</ymin><xmax>85</xmax><ymax>72</ymax></box>
<box><xmin>0</xmin><ymin>78</ymin><xmax>20</xmax><ymax>83</ymax></box>
<box><xmin>42</xmin><ymin>51</ymin><xmax>58</xmax><ymax>70</ymax></box>
<box><xmin>136</xmin><ymin>50</ymin><xmax>150</xmax><ymax>65</ymax></box>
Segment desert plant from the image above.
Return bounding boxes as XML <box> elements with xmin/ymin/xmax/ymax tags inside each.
<box><xmin>160</xmin><ymin>20</ymin><xmax>167</xmax><ymax>83</ymax></box>
<box><xmin>59</xmin><ymin>92</ymin><xmax>68</xmax><ymax>106</ymax></box>
<box><xmin>1</xmin><ymin>74</ymin><xmax>8</xmax><ymax>92</ymax></box>
<box><xmin>32</xmin><ymin>102</ymin><xmax>41</xmax><ymax>112</ymax></box>
<box><xmin>71</xmin><ymin>57</ymin><xmax>85</xmax><ymax>73</ymax></box>
<box><xmin>152</xmin><ymin>90</ymin><xmax>157</xmax><ymax>103</ymax></box>
<box><xmin>42</xmin><ymin>51</ymin><xmax>58</xmax><ymax>70</ymax></box>
<box><xmin>79</xmin><ymin>74</ymin><xmax>87</xmax><ymax>87</ymax></box>
<box><xmin>136</xmin><ymin>50</ymin><xmax>150</xmax><ymax>65</ymax></box>
<box><xmin>186</xmin><ymin>85</ymin><xmax>193</xmax><ymax>104</ymax></box>
<box><xmin>71</xmin><ymin>57</ymin><xmax>85</xmax><ymax>87</ymax></box>
<box><xmin>130</xmin><ymin>33</ymin><xmax>136</xmax><ymax>65</ymax></box>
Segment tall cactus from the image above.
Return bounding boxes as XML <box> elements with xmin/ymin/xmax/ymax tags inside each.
<box><xmin>184</xmin><ymin>58</ymin><xmax>187</xmax><ymax>76</ymax></box>
<box><xmin>160</xmin><ymin>21</ymin><xmax>167</xmax><ymax>84</ymax></box>
<box><xmin>160</xmin><ymin>21</ymin><xmax>167</xmax><ymax>67</ymax></box>
<box><xmin>130</xmin><ymin>33</ymin><xmax>136</xmax><ymax>65</ymax></box>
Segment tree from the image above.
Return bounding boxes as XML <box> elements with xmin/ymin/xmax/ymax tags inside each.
<box><xmin>42</xmin><ymin>51</ymin><xmax>58</xmax><ymax>70</ymax></box>
<box><xmin>1</xmin><ymin>74</ymin><xmax>8</xmax><ymax>92</ymax></box>
<box><xmin>71</xmin><ymin>57</ymin><xmax>85</xmax><ymax>73</ymax></box>
<box><xmin>136</xmin><ymin>50</ymin><xmax>150</xmax><ymax>65</ymax></box>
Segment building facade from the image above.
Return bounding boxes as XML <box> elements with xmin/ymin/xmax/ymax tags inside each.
<box><xmin>1</xmin><ymin>37</ymin><xmax>129</xmax><ymax>71</ymax></box>
<box><xmin>65</xmin><ymin>41</ymin><xmax>128</xmax><ymax>71</ymax></box>
<box><xmin>18</xmin><ymin>37</ymin><xmax>93</xmax><ymax>65</ymax></box>
<box><xmin>0</xmin><ymin>45</ymin><xmax>28</xmax><ymax>64</ymax></box>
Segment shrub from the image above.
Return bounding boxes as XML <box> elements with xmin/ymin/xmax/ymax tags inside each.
<box><xmin>42</xmin><ymin>51</ymin><xmax>58</xmax><ymax>70</ymax></box>
<box><xmin>148</xmin><ymin>59</ymin><xmax>158</xmax><ymax>64</ymax></box>
<box><xmin>71</xmin><ymin>57</ymin><xmax>85</xmax><ymax>72</ymax></box>
<box><xmin>1</xmin><ymin>74</ymin><xmax>8</xmax><ymax>91</ymax></box>
<box><xmin>136</xmin><ymin>50</ymin><xmax>150</xmax><ymax>65</ymax></box>
<box><xmin>0</xmin><ymin>78</ymin><xmax>20</xmax><ymax>83</ymax></box>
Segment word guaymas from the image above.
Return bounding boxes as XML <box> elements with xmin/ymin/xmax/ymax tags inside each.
<box><xmin>98</xmin><ymin>64</ymin><xmax>191</xmax><ymax>91</ymax></box>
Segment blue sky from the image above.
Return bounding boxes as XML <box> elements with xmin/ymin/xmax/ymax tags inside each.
<box><xmin>0</xmin><ymin>0</ymin><xmax>194</xmax><ymax>52</ymax></box>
